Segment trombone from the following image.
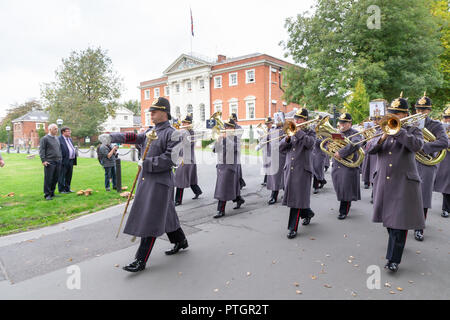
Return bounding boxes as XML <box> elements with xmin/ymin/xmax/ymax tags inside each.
<box><xmin>258</xmin><ymin>116</ymin><xmax>321</xmax><ymax>146</ymax></box>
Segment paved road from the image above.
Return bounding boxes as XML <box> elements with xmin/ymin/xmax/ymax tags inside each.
<box><xmin>0</xmin><ymin>150</ymin><xmax>449</xmax><ymax>299</ymax></box>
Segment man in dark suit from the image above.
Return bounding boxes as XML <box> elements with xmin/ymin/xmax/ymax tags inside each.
<box><xmin>58</xmin><ymin>127</ymin><xmax>77</xmax><ymax>193</ymax></box>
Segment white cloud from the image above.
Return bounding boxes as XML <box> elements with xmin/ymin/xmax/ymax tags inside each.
<box><xmin>0</xmin><ymin>0</ymin><xmax>312</xmax><ymax>117</ymax></box>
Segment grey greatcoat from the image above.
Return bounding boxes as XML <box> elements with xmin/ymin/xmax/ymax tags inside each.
<box><xmin>312</xmin><ymin>138</ymin><xmax>327</xmax><ymax>181</ymax></box>
<box><xmin>361</xmin><ymin>128</ymin><xmax>381</xmax><ymax>185</ymax></box>
<box><xmin>416</xmin><ymin>117</ymin><xmax>449</xmax><ymax>208</ymax></box>
<box><xmin>110</xmin><ymin>121</ymin><xmax>181</xmax><ymax>238</ymax></box>
<box><xmin>264</xmin><ymin>128</ymin><xmax>286</xmax><ymax>191</ymax></box>
<box><xmin>331</xmin><ymin>128</ymin><xmax>362</xmax><ymax>202</ymax></box>
<box><xmin>434</xmin><ymin>140</ymin><xmax>450</xmax><ymax>194</ymax></box>
<box><xmin>280</xmin><ymin>128</ymin><xmax>316</xmax><ymax>209</ymax></box>
<box><xmin>368</xmin><ymin>126</ymin><xmax>425</xmax><ymax>230</ymax></box>
<box><xmin>213</xmin><ymin>135</ymin><xmax>241</xmax><ymax>201</ymax></box>
<box><xmin>174</xmin><ymin>129</ymin><xmax>198</xmax><ymax>188</ymax></box>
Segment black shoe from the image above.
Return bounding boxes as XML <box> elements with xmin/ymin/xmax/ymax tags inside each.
<box><xmin>384</xmin><ymin>262</ymin><xmax>399</xmax><ymax>272</ymax></box>
<box><xmin>45</xmin><ymin>196</ymin><xmax>53</xmax><ymax>201</ymax></box>
<box><xmin>233</xmin><ymin>198</ymin><xmax>245</xmax><ymax>209</ymax></box>
<box><xmin>123</xmin><ymin>259</ymin><xmax>146</xmax><ymax>272</ymax></box>
<box><xmin>370</xmin><ymin>199</ymin><xmax>373</xmax><ymax>204</ymax></box>
<box><xmin>320</xmin><ymin>180</ymin><xmax>327</xmax><ymax>188</ymax></box>
<box><xmin>68</xmin><ymin>190</ymin><xmax>75</xmax><ymax>193</ymax></box>
<box><xmin>414</xmin><ymin>230</ymin><xmax>424</xmax><ymax>241</ymax></box>
<box><xmin>60</xmin><ymin>191</ymin><xmax>69</xmax><ymax>194</ymax></box>
<box><xmin>214</xmin><ymin>211</ymin><xmax>225</xmax><ymax>219</ymax></box>
<box><xmin>302</xmin><ymin>211</ymin><xmax>315</xmax><ymax>225</ymax></box>
<box><xmin>442</xmin><ymin>211</ymin><xmax>449</xmax><ymax>218</ymax></box>
<box><xmin>175</xmin><ymin>201</ymin><xmax>182</xmax><ymax>206</ymax></box>
<box><xmin>192</xmin><ymin>193</ymin><xmax>202</xmax><ymax>200</ymax></box>
<box><xmin>112</xmin><ymin>187</ymin><xmax>117</xmax><ymax>190</ymax></box>
<box><xmin>313</xmin><ymin>188</ymin><xmax>319</xmax><ymax>194</ymax></box>
<box><xmin>287</xmin><ymin>230</ymin><xmax>297</xmax><ymax>239</ymax></box>
<box><xmin>338</xmin><ymin>213</ymin><xmax>347</xmax><ymax>220</ymax></box>
<box><xmin>106</xmin><ymin>188</ymin><xmax>110</xmax><ymax>192</ymax></box>
<box><xmin>364</xmin><ymin>184</ymin><xmax>370</xmax><ymax>189</ymax></box>
<box><xmin>165</xmin><ymin>239</ymin><xmax>188</xmax><ymax>255</ymax></box>
<box><xmin>268</xmin><ymin>198</ymin><xmax>277</xmax><ymax>205</ymax></box>
<box><xmin>261</xmin><ymin>182</ymin><xmax>267</xmax><ymax>186</ymax></box>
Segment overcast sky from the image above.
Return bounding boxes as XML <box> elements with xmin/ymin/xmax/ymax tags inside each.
<box><xmin>0</xmin><ymin>0</ymin><xmax>314</xmax><ymax>118</ymax></box>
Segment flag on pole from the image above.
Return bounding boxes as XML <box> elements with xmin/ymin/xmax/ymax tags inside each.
<box><xmin>190</xmin><ymin>8</ymin><xmax>194</xmax><ymax>37</ymax></box>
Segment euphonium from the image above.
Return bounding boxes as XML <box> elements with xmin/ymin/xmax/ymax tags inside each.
<box><xmin>315</xmin><ymin>116</ymin><xmax>365</xmax><ymax>168</ymax></box>
<box><xmin>259</xmin><ymin>116</ymin><xmax>321</xmax><ymax>146</ymax></box>
<box><xmin>415</xmin><ymin>127</ymin><xmax>447</xmax><ymax>166</ymax></box>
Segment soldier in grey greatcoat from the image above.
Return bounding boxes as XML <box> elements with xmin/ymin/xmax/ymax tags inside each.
<box><xmin>174</xmin><ymin>114</ymin><xmax>202</xmax><ymax>206</ymax></box>
<box><xmin>330</xmin><ymin>113</ymin><xmax>363</xmax><ymax>220</ymax></box>
<box><xmin>413</xmin><ymin>94</ymin><xmax>449</xmax><ymax>241</ymax></box>
<box><xmin>367</xmin><ymin>95</ymin><xmax>425</xmax><ymax>272</ymax></box>
<box><xmin>266</xmin><ymin>118</ymin><xmax>286</xmax><ymax>204</ymax></box>
<box><xmin>433</xmin><ymin>107</ymin><xmax>450</xmax><ymax>218</ymax></box>
<box><xmin>100</xmin><ymin>97</ymin><xmax>188</xmax><ymax>273</ymax></box>
<box><xmin>312</xmin><ymin>135</ymin><xmax>327</xmax><ymax>194</ymax></box>
<box><xmin>279</xmin><ymin>108</ymin><xmax>316</xmax><ymax>239</ymax></box>
<box><xmin>213</xmin><ymin>118</ymin><xmax>245</xmax><ymax>218</ymax></box>
<box><xmin>231</xmin><ymin>113</ymin><xmax>246</xmax><ymax>190</ymax></box>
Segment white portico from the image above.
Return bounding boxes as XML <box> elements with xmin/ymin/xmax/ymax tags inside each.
<box><xmin>164</xmin><ymin>54</ymin><xmax>213</xmax><ymax>128</ymax></box>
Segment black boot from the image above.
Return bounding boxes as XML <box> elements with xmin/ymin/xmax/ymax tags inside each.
<box><xmin>215</xmin><ymin>201</ymin><xmax>226</xmax><ymax>218</ymax></box>
<box><xmin>287</xmin><ymin>230</ymin><xmax>297</xmax><ymax>239</ymax></box>
<box><xmin>175</xmin><ymin>188</ymin><xmax>183</xmax><ymax>206</ymax></box>
<box><xmin>214</xmin><ymin>211</ymin><xmax>225</xmax><ymax>219</ymax></box>
<box><xmin>123</xmin><ymin>259</ymin><xmax>146</xmax><ymax>272</ymax></box>
<box><xmin>384</xmin><ymin>261</ymin><xmax>399</xmax><ymax>272</ymax></box>
<box><xmin>302</xmin><ymin>210</ymin><xmax>315</xmax><ymax>226</ymax></box>
<box><xmin>268</xmin><ymin>191</ymin><xmax>278</xmax><ymax>205</ymax></box>
<box><xmin>191</xmin><ymin>185</ymin><xmax>202</xmax><ymax>199</ymax></box>
<box><xmin>233</xmin><ymin>197</ymin><xmax>245</xmax><ymax>209</ymax></box>
<box><xmin>414</xmin><ymin>230</ymin><xmax>424</xmax><ymax>241</ymax></box>
<box><xmin>165</xmin><ymin>239</ymin><xmax>188</xmax><ymax>255</ymax></box>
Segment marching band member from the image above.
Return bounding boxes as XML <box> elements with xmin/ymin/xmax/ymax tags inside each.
<box><xmin>100</xmin><ymin>97</ymin><xmax>188</xmax><ymax>273</ymax></box>
<box><xmin>331</xmin><ymin>113</ymin><xmax>362</xmax><ymax>220</ymax></box>
<box><xmin>230</xmin><ymin>113</ymin><xmax>246</xmax><ymax>190</ymax></box>
<box><xmin>174</xmin><ymin>114</ymin><xmax>203</xmax><ymax>206</ymax></box>
<box><xmin>312</xmin><ymin>116</ymin><xmax>327</xmax><ymax>194</ymax></box>
<box><xmin>280</xmin><ymin>108</ymin><xmax>316</xmax><ymax>239</ymax></box>
<box><xmin>367</xmin><ymin>94</ymin><xmax>425</xmax><ymax>272</ymax></box>
<box><xmin>266</xmin><ymin>116</ymin><xmax>286</xmax><ymax>205</ymax></box>
<box><xmin>413</xmin><ymin>93</ymin><xmax>449</xmax><ymax>241</ymax></box>
<box><xmin>213</xmin><ymin>118</ymin><xmax>245</xmax><ymax>218</ymax></box>
<box><xmin>362</xmin><ymin>116</ymin><xmax>382</xmax><ymax>203</ymax></box>
<box><xmin>433</xmin><ymin>107</ymin><xmax>450</xmax><ymax>218</ymax></box>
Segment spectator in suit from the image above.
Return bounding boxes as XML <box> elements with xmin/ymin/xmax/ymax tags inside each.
<box><xmin>58</xmin><ymin>127</ymin><xmax>77</xmax><ymax>193</ymax></box>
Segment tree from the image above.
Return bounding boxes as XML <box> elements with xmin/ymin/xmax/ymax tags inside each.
<box><xmin>37</xmin><ymin>127</ymin><xmax>46</xmax><ymax>140</ymax></box>
<box><xmin>281</xmin><ymin>0</ymin><xmax>444</xmax><ymax>110</ymax></box>
<box><xmin>122</xmin><ymin>99</ymin><xmax>141</xmax><ymax>116</ymax></box>
<box><xmin>41</xmin><ymin>47</ymin><xmax>123</xmax><ymax>138</ymax></box>
<box><xmin>344</xmin><ymin>78</ymin><xmax>370</xmax><ymax>124</ymax></box>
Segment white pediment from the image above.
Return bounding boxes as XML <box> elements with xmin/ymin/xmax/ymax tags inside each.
<box><xmin>164</xmin><ymin>54</ymin><xmax>212</xmax><ymax>75</ymax></box>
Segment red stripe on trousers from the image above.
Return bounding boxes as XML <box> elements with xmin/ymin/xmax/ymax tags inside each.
<box><xmin>145</xmin><ymin>238</ymin><xmax>156</xmax><ymax>263</ymax></box>
<box><xmin>295</xmin><ymin>209</ymin><xmax>301</xmax><ymax>230</ymax></box>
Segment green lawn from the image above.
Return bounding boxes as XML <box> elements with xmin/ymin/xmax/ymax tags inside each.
<box><xmin>0</xmin><ymin>153</ymin><xmax>138</xmax><ymax>236</ymax></box>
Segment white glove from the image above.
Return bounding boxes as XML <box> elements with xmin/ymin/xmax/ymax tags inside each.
<box><xmin>99</xmin><ymin>134</ymin><xmax>111</xmax><ymax>145</ymax></box>
<box><xmin>255</xmin><ymin>144</ymin><xmax>262</xmax><ymax>151</ymax></box>
<box><xmin>138</xmin><ymin>160</ymin><xmax>143</xmax><ymax>167</ymax></box>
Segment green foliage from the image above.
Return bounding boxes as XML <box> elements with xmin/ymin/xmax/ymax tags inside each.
<box><xmin>37</xmin><ymin>127</ymin><xmax>46</xmax><ymax>139</ymax></box>
<box><xmin>344</xmin><ymin>79</ymin><xmax>370</xmax><ymax>124</ymax></box>
<box><xmin>41</xmin><ymin>47</ymin><xmax>123</xmax><ymax>139</ymax></box>
<box><xmin>281</xmin><ymin>0</ymin><xmax>445</xmax><ymax>110</ymax></box>
<box><xmin>122</xmin><ymin>99</ymin><xmax>141</xmax><ymax>116</ymax></box>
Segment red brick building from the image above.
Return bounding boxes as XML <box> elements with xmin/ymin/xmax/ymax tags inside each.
<box><xmin>138</xmin><ymin>53</ymin><xmax>300</xmax><ymax>131</ymax></box>
<box><xmin>12</xmin><ymin>111</ymin><xmax>49</xmax><ymax>148</ymax></box>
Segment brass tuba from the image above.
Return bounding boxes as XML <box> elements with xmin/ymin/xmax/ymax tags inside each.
<box><xmin>315</xmin><ymin>116</ymin><xmax>365</xmax><ymax>168</ymax></box>
<box><xmin>415</xmin><ymin>127</ymin><xmax>447</xmax><ymax>166</ymax></box>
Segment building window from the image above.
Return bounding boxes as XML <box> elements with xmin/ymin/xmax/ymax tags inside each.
<box><xmin>145</xmin><ymin>112</ymin><xmax>151</xmax><ymax>126</ymax></box>
<box><xmin>186</xmin><ymin>81</ymin><xmax>192</xmax><ymax>92</ymax></box>
<box><xmin>144</xmin><ymin>90</ymin><xmax>150</xmax><ymax>100</ymax></box>
<box><xmin>214</xmin><ymin>103</ymin><xmax>222</xmax><ymax>114</ymax></box>
<box><xmin>229</xmin><ymin>102</ymin><xmax>238</xmax><ymax>119</ymax></box>
<box><xmin>246</xmin><ymin>69</ymin><xmax>255</xmax><ymax>83</ymax></box>
<box><xmin>154</xmin><ymin>88</ymin><xmax>160</xmax><ymax>98</ymax></box>
<box><xmin>214</xmin><ymin>76</ymin><xmax>222</xmax><ymax>88</ymax></box>
<box><xmin>36</xmin><ymin>123</ymin><xmax>44</xmax><ymax>130</ymax></box>
<box><xmin>199</xmin><ymin>79</ymin><xmax>205</xmax><ymax>89</ymax></box>
<box><xmin>164</xmin><ymin>86</ymin><xmax>169</xmax><ymax>96</ymax></box>
<box><xmin>175</xmin><ymin>84</ymin><xmax>180</xmax><ymax>93</ymax></box>
<box><xmin>124</xmin><ymin>116</ymin><xmax>128</xmax><ymax>121</ymax></box>
<box><xmin>246</xmin><ymin>101</ymin><xmax>256</xmax><ymax>119</ymax></box>
<box><xmin>176</xmin><ymin>106</ymin><xmax>181</xmax><ymax>119</ymax></box>
<box><xmin>229</xmin><ymin>72</ymin><xmax>238</xmax><ymax>86</ymax></box>
<box><xmin>187</xmin><ymin>104</ymin><xmax>193</xmax><ymax>115</ymax></box>
<box><xmin>199</xmin><ymin>104</ymin><xmax>205</xmax><ymax>122</ymax></box>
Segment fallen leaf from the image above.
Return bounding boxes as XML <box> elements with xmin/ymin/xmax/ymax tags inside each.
<box><xmin>310</xmin><ymin>237</ymin><xmax>316</xmax><ymax>240</ymax></box>
<box><xmin>294</xmin><ymin>282</ymin><xmax>300</xmax><ymax>287</ymax></box>
<box><xmin>311</xmin><ymin>275</ymin><xmax>317</xmax><ymax>280</ymax></box>
<box><xmin>214</xmin><ymin>289</ymin><xmax>219</xmax><ymax>293</ymax></box>
<box><xmin>296</xmin><ymin>290</ymin><xmax>302</xmax><ymax>294</ymax></box>
<box><xmin>272</xmin><ymin>260</ymin><xmax>277</xmax><ymax>264</ymax></box>
<box><xmin>397</xmin><ymin>287</ymin><xmax>403</xmax><ymax>292</ymax></box>
<box><xmin>384</xmin><ymin>282</ymin><xmax>392</xmax><ymax>288</ymax></box>
<box><xmin>349</xmin><ymin>256</ymin><xmax>355</xmax><ymax>259</ymax></box>
<box><xmin>344</xmin><ymin>234</ymin><xmax>348</xmax><ymax>238</ymax></box>
<box><xmin>408</xmin><ymin>281</ymin><xmax>414</xmax><ymax>284</ymax></box>
<box><xmin>324</xmin><ymin>284</ymin><xmax>332</xmax><ymax>288</ymax></box>
<box><xmin>68</xmin><ymin>258</ymin><xmax>73</xmax><ymax>262</ymax></box>
<box><xmin>178</xmin><ymin>272</ymin><xmax>183</xmax><ymax>276</ymax></box>
<box><xmin>228</xmin><ymin>252</ymin><xmax>234</xmax><ymax>255</ymax></box>
<box><xmin>389</xmin><ymin>291</ymin><xmax>396</xmax><ymax>295</ymax></box>
<box><xmin>326</xmin><ymin>254</ymin><xmax>331</xmax><ymax>257</ymax></box>
<box><xmin>114</xmin><ymin>264</ymin><xmax>119</xmax><ymax>268</ymax></box>
<box><xmin>246</xmin><ymin>272</ymin><xmax>251</xmax><ymax>277</ymax></box>
<box><xmin>347</xmin><ymin>260</ymin><xmax>353</xmax><ymax>263</ymax></box>
<box><xmin>226</xmin><ymin>281</ymin><xmax>231</xmax><ymax>285</ymax></box>
<box><xmin>416</xmin><ymin>251</ymin><xmax>421</xmax><ymax>254</ymax></box>
<box><xmin>351</xmin><ymin>291</ymin><xmax>357</xmax><ymax>297</ymax></box>
<box><xmin>354</xmin><ymin>264</ymin><xmax>359</xmax><ymax>268</ymax></box>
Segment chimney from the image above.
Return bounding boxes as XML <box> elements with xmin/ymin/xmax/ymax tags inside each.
<box><xmin>217</xmin><ymin>54</ymin><xmax>227</xmax><ymax>63</ymax></box>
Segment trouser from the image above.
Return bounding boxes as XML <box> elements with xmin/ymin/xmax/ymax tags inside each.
<box><xmin>339</xmin><ymin>201</ymin><xmax>352</xmax><ymax>216</ymax></box>
<box><xmin>239</xmin><ymin>178</ymin><xmax>246</xmax><ymax>189</ymax></box>
<box><xmin>58</xmin><ymin>159</ymin><xmax>74</xmax><ymax>192</ymax></box>
<box><xmin>217</xmin><ymin>196</ymin><xmax>244</xmax><ymax>212</ymax></box>
<box><xmin>270</xmin><ymin>191</ymin><xmax>279</xmax><ymax>200</ymax></box>
<box><xmin>44</xmin><ymin>161</ymin><xmax>61</xmax><ymax>198</ymax></box>
<box><xmin>263</xmin><ymin>175</ymin><xmax>267</xmax><ymax>184</ymax></box>
<box><xmin>288</xmin><ymin>208</ymin><xmax>313</xmax><ymax>231</ymax></box>
<box><xmin>386</xmin><ymin>228</ymin><xmax>408</xmax><ymax>264</ymax></box>
<box><xmin>135</xmin><ymin>228</ymin><xmax>186</xmax><ymax>263</ymax></box>
<box><xmin>175</xmin><ymin>185</ymin><xmax>203</xmax><ymax>202</ymax></box>
<box><xmin>104</xmin><ymin>166</ymin><xmax>116</xmax><ymax>189</ymax></box>
<box><xmin>443</xmin><ymin>193</ymin><xmax>450</xmax><ymax>212</ymax></box>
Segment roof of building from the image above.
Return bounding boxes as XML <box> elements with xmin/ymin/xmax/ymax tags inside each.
<box><xmin>12</xmin><ymin>110</ymin><xmax>49</xmax><ymax>123</ymax></box>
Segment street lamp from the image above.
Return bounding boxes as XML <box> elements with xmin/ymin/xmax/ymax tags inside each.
<box><xmin>5</xmin><ymin>126</ymin><xmax>11</xmax><ymax>153</ymax></box>
<box><xmin>56</xmin><ymin>119</ymin><xmax>63</xmax><ymax>136</ymax></box>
